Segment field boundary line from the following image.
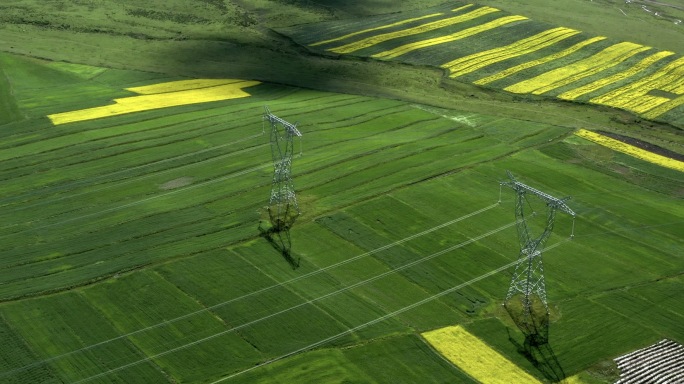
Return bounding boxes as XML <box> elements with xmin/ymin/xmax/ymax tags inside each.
<box><xmin>71</xmin><ymin>218</ymin><xmax>517</xmax><ymax>383</ymax></box>
<box><xmin>0</xmin><ymin>163</ymin><xmax>272</xmax><ymax>239</ymax></box>
<box><xmin>1</xmin><ymin>135</ymin><xmax>266</xmax><ymax>215</ymax></box>
<box><xmin>0</xmin><ymin>203</ymin><xmax>498</xmax><ymax>379</ymax></box>
<box><xmin>212</xmin><ymin>238</ymin><xmax>570</xmax><ymax>383</ymax></box>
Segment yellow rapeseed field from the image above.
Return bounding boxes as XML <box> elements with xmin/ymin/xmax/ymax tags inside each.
<box><xmin>373</xmin><ymin>15</ymin><xmax>527</xmax><ymax>60</ymax></box>
<box><xmin>443</xmin><ymin>27</ymin><xmax>578</xmax><ymax>78</ymax></box>
<box><xmin>328</xmin><ymin>6</ymin><xmax>500</xmax><ymax>54</ymax></box>
<box><xmin>310</xmin><ymin>2</ymin><xmax>477</xmax><ymax>47</ymax></box>
<box><xmin>590</xmin><ymin>56</ymin><xmax>684</xmax><ymax>117</ymax></box>
<box><xmin>575</xmin><ymin>129</ymin><xmax>684</xmax><ymax>172</ymax></box>
<box><xmin>559</xmin><ymin>374</ymin><xmax>587</xmax><ymax>384</ymax></box>
<box><xmin>557</xmin><ymin>50</ymin><xmax>674</xmax><ymax>100</ymax></box>
<box><xmin>126</xmin><ymin>79</ymin><xmax>244</xmax><ymax>94</ymax></box>
<box><xmin>591</xmin><ymin>57</ymin><xmax>684</xmax><ymax>104</ymax></box>
<box><xmin>474</xmin><ymin>36</ymin><xmax>606</xmax><ymax>85</ymax></box>
<box><xmin>310</xmin><ymin>13</ymin><xmax>445</xmax><ymax>47</ymax></box>
<box><xmin>48</xmin><ymin>79</ymin><xmax>260</xmax><ymax>125</ymax></box>
<box><xmin>505</xmin><ymin>42</ymin><xmax>649</xmax><ymax>95</ymax></box>
<box><xmin>422</xmin><ymin>325</ymin><xmax>542</xmax><ymax>384</ymax></box>
<box><xmin>641</xmin><ymin>96</ymin><xmax>684</xmax><ymax>119</ymax></box>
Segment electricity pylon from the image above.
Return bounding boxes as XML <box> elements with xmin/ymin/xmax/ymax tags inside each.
<box><xmin>264</xmin><ymin>106</ymin><xmax>302</xmax><ymax>231</ymax></box>
<box><xmin>501</xmin><ymin>171</ymin><xmax>575</xmax><ymax>345</ymax></box>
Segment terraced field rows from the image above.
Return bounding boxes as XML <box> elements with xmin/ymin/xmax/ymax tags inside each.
<box><xmin>283</xmin><ymin>2</ymin><xmax>684</xmax><ymax>125</ymax></box>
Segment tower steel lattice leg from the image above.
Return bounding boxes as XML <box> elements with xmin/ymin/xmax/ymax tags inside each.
<box><xmin>501</xmin><ymin>172</ymin><xmax>575</xmax><ymax>346</ymax></box>
<box><xmin>264</xmin><ymin>107</ymin><xmax>302</xmax><ymax>231</ymax></box>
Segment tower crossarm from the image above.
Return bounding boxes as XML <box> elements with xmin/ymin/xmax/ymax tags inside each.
<box><xmin>264</xmin><ymin>107</ymin><xmax>302</xmax><ymax>137</ymax></box>
<box><xmin>501</xmin><ymin>172</ymin><xmax>575</xmax><ymax>217</ymax></box>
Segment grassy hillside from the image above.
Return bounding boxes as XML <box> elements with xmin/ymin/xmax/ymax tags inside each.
<box><xmin>0</xmin><ymin>1</ymin><xmax>682</xmax><ymax>149</ymax></box>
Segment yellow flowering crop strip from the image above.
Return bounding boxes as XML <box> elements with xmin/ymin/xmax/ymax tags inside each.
<box><xmin>591</xmin><ymin>56</ymin><xmax>684</xmax><ymax>117</ymax></box>
<box><xmin>327</xmin><ymin>6</ymin><xmax>501</xmax><ymax>54</ymax></box>
<box><xmin>641</xmin><ymin>95</ymin><xmax>684</xmax><ymax>119</ymax></box>
<box><xmin>614</xmin><ymin>67</ymin><xmax>684</xmax><ymax>115</ymax></box>
<box><xmin>506</xmin><ymin>42</ymin><xmax>650</xmax><ymax>95</ymax></box>
<box><xmin>451</xmin><ymin>4</ymin><xmax>476</xmax><ymax>12</ymax></box>
<box><xmin>557</xmin><ymin>50</ymin><xmax>675</xmax><ymax>101</ymax></box>
<box><xmin>310</xmin><ymin>2</ymin><xmax>475</xmax><ymax>48</ymax></box>
<box><xmin>618</xmin><ymin>94</ymin><xmax>672</xmax><ymax>114</ymax></box>
<box><xmin>575</xmin><ymin>129</ymin><xmax>684</xmax><ymax>172</ymax></box>
<box><xmin>125</xmin><ymin>79</ymin><xmax>244</xmax><ymax>94</ymax></box>
<box><xmin>443</xmin><ymin>27</ymin><xmax>578</xmax><ymax>78</ymax></box>
<box><xmin>48</xmin><ymin>79</ymin><xmax>261</xmax><ymax>125</ymax></box>
<box><xmin>560</xmin><ymin>375</ymin><xmax>587</xmax><ymax>384</ymax></box>
<box><xmin>309</xmin><ymin>13</ymin><xmax>445</xmax><ymax>47</ymax></box>
<box><xmin>373</xmin><ymin>15</ymin><xmax>527</xmax><ymax>60</ymax></box>
<box><xmin>591</xmin><ymin>57</ymin><xmax>684</xmax><ymax>104</ymax></box>
<box><xmin>474</xmin><ymin>36</ymin><xmax>606</xmax><ymax>85</ymax></box>
<box><xmin>422</xmin><ymin>325</ymin><xmax>542</xmax><ymax>384</ymax></box>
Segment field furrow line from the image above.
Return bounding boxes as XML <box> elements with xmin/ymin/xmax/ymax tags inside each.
<box><xmin>309</xmin><ymin>13</ymin><xmax>446</xmax><ymax>47</ymax></box>
<box><xmin>373</xmin><ymin>15</ymin><xmax>527</xmax><ymax>60</ymax></box>
<box><xmin>641</xmin><ymin>95</ymin><xmax>684</xmax><ymax>119</ymax></box>
<box><xmin>215</xmin><ymin>239</ymin><xmax>569</xmax><ymax>383</ymax></box>
<box><xmin>0</xmin><ymin>203</ymin><xmax>497</xmax><ymax>380</ymax></box>
<box><xmin>0</xmin><ymin>92</ymin><xmax>356</xmax><ymax>169</ymax></box>
<box><xmin>557</xmin><ymin>50</ymin><xmax>675</xmax><ymax>100</ymax></box>
<box><xmin>591</xmin><ymin>57</ymin><xmax>684</xmax><ymax>104</ymax></box>
<box><xmin>71</xmin><ymin>220</ymin><xmax>521</xmax><ymax>383</ymax></box>
<box><xmin>444</xmin><ymin>27</ymin><xmax>579</xmax><ymax>78</ymax></box>
<box><xmin>474</xmin><ymin>36</ymin><xmax>606</xmax><ymax>85</ymax></box>
<box><xmin>327</xmin><ymin>6</ymin><xmax>501</xmax><ymax>54</ymax></box>
<box><xmin>505</xmin><ymin>42</ymin><xmax>650</xmax><ymax>95</ymax></box>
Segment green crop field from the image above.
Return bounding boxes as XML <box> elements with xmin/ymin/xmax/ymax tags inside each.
<box><xmin>0</xmin><ymin>1</ymin><xmax>682</xmax><ymax>383</ymax></box>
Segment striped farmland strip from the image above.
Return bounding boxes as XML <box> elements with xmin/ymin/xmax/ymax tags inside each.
<box><xmin>640</xmin><ymin>95</ymin><xmax>684</xmax><ymax>118</ymax></box>
<box><xmin>591</xmin><ymin>56</ymin><xmax>684</xmax><ymax>116</ymax></box>
<box><xmin>372</xmin><ymin>15</ymin><xmax>528</xmax><ymax>60</ymax></box>
<box><xmin>505</xmin><ymin>42</ymin><xmax>651</xmax><ymax>95</ymax></box>
<box><xmin>575</xmin><ymin>129</ymin><xmax>684</xmax><ymax>171</ymax></box>
<box><xmin>442</xmin><ymin>27</ymin><xmax>579</xmax><ymax>78</ymax></box>
<box><xmin>309</xmin><ymin>13</ymin><xmax>446</xmax><ymax>47</ymax></box>
<box><xmin>327</xmin><ymin>6</ymin><xmax>501</xmax><ymax>54</ymax></box>
<box><xmin>474</xmin><ymin>36</ymin><xmax>606</xmax><ymax>85</ymax></box>
<box><xmin>557</xmin><ymin>50</ymin><xmax>675</xmax><ymax>100</ymax></box>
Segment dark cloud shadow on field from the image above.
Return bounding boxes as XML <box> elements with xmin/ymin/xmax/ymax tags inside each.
<box><xmin>151</xmin><ymin>37</ymin><xmax>394</xmax><ymax>95</ymax></box>
<box><xmin>149</xmin><ymin>36</ymin><xmax>455</xmax><ymax>114</ymax></box>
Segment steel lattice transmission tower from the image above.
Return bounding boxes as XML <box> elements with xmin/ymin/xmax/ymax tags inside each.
<box><xmin>501</xmin><ymin>171</ymin><xmax>576</xmax><ymax>345</ymax></box>
<box><xmin>264</xmin><ymin>106</ymin><xmax>302</xmax><ymax>231</ymax></box>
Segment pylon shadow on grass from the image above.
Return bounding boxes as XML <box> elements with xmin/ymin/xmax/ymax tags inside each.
<box><xmin>507</xmin><ymin>328</ymin><xmax>566</xmax><ymax>382</ymax></box>
<box><xmin>258</xmin><ymin>222</ymin><xmax>300</xmax><ymax>270</ymax></box>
